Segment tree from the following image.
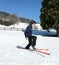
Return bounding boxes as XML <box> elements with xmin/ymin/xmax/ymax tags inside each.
<box><xmin>40</xmin><ymin>0</ymin><xmax>59</xmax><ymax>36</ymax></box>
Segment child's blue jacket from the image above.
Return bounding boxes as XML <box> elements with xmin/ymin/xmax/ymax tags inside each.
<box><xmin>24</xmin><ymin>25</ymin><xmax>32</xmax><ymax>38</ymax></box>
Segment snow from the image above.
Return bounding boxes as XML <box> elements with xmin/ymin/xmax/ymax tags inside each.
<box><xmin>0</xmin><ymin>23</ymin><xmax>59</xmax><ymax>65</ymax></box>
<box><xmin>15</xmin><ymin>22</ymin><xmax>28</xmax><ymax>28</ymax></box>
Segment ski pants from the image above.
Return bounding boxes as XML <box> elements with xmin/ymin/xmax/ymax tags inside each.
<box><xmin>25</xmin><ymin>36</ymin><xmax>37</xmax><ymax>49</ymax></box>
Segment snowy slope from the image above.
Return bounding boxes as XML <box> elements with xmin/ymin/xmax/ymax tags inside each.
<box><xmin>0</xmin><ymin>23</ymin><xmax>59</xmax><ymax>65</ymax></box>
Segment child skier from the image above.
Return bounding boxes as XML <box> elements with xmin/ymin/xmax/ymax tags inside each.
<box><xmin>24</xmin><ymin>20</ymin><xmax>37</xmax><ymax>50</ymax></box>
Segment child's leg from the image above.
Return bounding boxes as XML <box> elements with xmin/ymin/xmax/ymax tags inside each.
<box><xmin>25</xmin><ymin>36</ymin><xmax>32</xmax><ymax>49</ymax></box>
<box><xmin>32</xmin><ymin>36</ymin><xmax>37</xmax><ymax>47</ymax></box>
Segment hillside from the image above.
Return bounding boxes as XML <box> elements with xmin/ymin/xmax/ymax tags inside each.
<box><xmin>0</xmin><ymin>12</ymin><xmax>10</xmax><ymax>18</ymax></box>
<box><xmin>0</xmin><ymin>11</ymin><xmax>34</xmax><ymax>26</ymax></box>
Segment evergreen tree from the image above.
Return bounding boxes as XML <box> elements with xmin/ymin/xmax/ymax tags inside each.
<box><xmin>40</xmin><ymin>0</ymin><xmax>59</xmax><ymax>36</ymax></box>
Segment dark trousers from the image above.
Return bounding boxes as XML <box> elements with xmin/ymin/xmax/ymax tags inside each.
<box><xmin>25</xmin><ymin>36</ymin><xmax>37</xmax><ymax>49</ymax></box>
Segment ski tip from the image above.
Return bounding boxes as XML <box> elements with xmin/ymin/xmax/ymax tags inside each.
<box><xmin>47</xmin><ymin>53</ymin><xmax>51</xmax><ymax>55</ymax></box>
<box><xmin>44</xmin><ymin>52</ymin><xmax>51</xmax><ymax>55</ymax></box>
<box><xmin>16</xmin><ymin>46</ymin><xmax>20</xmax><ymax>48</ymax></box>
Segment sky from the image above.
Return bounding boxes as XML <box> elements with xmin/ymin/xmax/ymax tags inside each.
<box><xmin>0</xmin><ymin>0</ymin><xmax>42</xmax><ymax>23</ymax></box>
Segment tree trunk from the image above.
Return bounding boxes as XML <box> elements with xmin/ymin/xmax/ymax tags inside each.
<box><xmin>47</xmin><ymin>29</ymin><xmax>50</xmax><ymax>32</ymax></box>
<box><xmin>56</xmin><ymin>29</ymin><xmax>59</xmax><ymax>37</ymax></box>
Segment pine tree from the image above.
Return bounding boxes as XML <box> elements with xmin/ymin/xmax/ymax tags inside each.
<box><xmin>40</xmin><ymin>0</ymin><xmax>59</xmax><ymax>36</ymax></box>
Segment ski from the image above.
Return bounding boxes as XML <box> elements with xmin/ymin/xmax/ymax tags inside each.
<box><xmin>17</xmin><ymin>46</ymin><xmax>50</xmax><ymax>55</ymax></box>
<box><xmin>36</xmin><ymin>48</ymin><xmax>50</xmax><ymax>55</ymax></box>
<box><xmin>17</xmin><ymin>46</ymin><xmax>48</xmax><ymax>50</ymax></box>
<box><xmin>36</xmin><ymin>48</ymin><xmax>48</xmax><ymax>51</ymax></box>
<box><xmin>36</xmin><ymin>50</ymin><xmax>50</xmax><ymax>55</ymax></box>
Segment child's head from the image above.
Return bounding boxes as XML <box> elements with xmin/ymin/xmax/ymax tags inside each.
<box><xmin>30</xmin><ymin>20</ymin><xmax>36</xmax><ymax>27</ymax></box>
